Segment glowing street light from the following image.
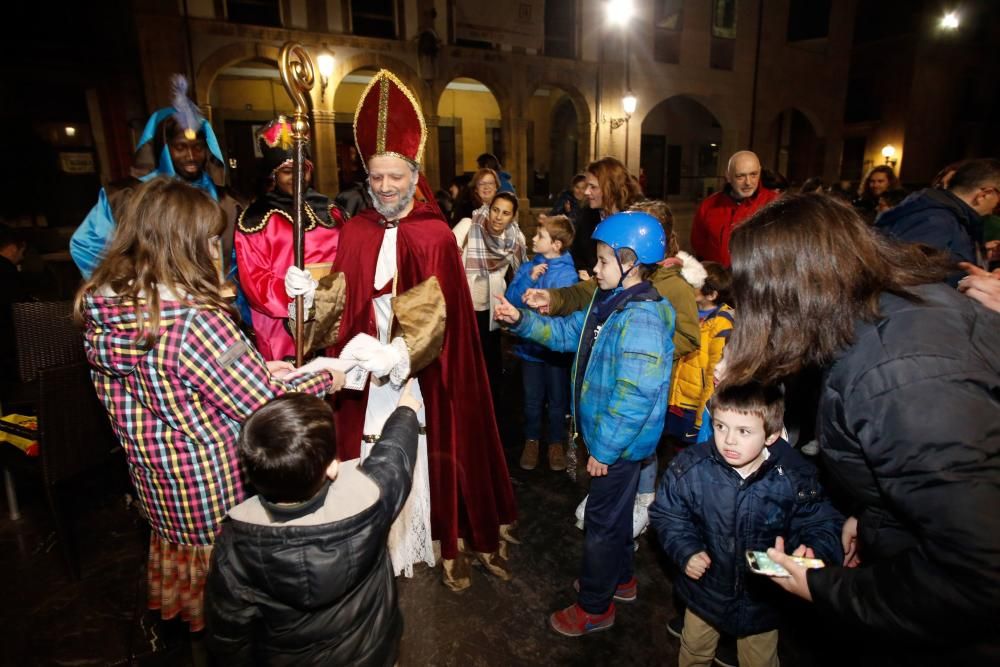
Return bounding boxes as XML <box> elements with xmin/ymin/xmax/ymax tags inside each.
<box><xmin>940</xmin><ymin>11</ymin><xmax>960</xmax><ymax>29</ymax></box>
<box><xmin>622</xmin><ymin>92</ymin><xmax>637</xmax><ymax>116</ymax></box>
<box><xmin>605</xmin><ymin>0</ymin><xmax>635</xmax><ymax>27</ymax></box>
<box><xmin>882</xmin><ymin>144</ymin><xmax>897</xmax><ymax>168</ymax></box>
<box><xmin>317</xmin><ymin>52</ymin><xmax>335</xmax><ymax>101</ymax></box>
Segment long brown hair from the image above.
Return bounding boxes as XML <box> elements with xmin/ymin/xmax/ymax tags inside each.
<box><xmin>587</xmin><ymin>156</ymin><xmax>643</xmax><ymax>217</ymax></box>
<box><xmin>723</xmin><ymin>193</ymin><xmax>951</xmax><ymax>385</ymax></box>
<box><xmin>857</xmin><ymin>164</ymin><xmax>900</xmax><ymax>198</ymax></box>
<box><xmin>75</xmin><ymin>176</ymin><xmax>233</xmax><ymax>347</ymax></box>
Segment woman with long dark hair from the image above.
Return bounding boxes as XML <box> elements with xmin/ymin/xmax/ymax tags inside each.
<box><xmin>723</xmin><ymin>193</ymin><xmax>1000</xmax><ymax>665</ymax></box>
<box><xmin>853</xmin><ymin>164</ymin><xmax>900</xmax><ymax>222</ymax></box>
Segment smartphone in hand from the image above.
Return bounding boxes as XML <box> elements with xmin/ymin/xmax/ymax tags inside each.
<box><xmin>746</xmin><ymin>550</ymin><xmax>824</xmax><ymax>577</ymax></box>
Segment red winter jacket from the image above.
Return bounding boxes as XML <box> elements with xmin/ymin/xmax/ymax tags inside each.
<box><xmin>690</xmin><ymin>186</ymin><xmax>780</xmax><ymax>266</ymax></box>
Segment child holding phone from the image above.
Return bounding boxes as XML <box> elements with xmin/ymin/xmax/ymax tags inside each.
<box><xmin>649</xmin><ymin>383</ymin><xmax>843</xmax><ymax>666</ymax></box>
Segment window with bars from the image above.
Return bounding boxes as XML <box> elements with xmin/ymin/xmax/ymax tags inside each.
<box><xmin>710</xmin><ymin>0</ymin><xmax>736</xmax><ymax>70</ymax></box>
<box><xmin>226</xmin><ymin>0</ymin><xmax>281</xmax><ymax>27</ymax></box>
<box><xmin>350</xmin><ymin>0</ymin><xmax>396</xmax><ymax>39</ymax></box>
<box><xmin>544</xmin><ymin>0</ymin><xmax>576</xmax><ymax>59</ymax></box>
<box><xmin>654</xmin><ymin>0</ymin><xmax>683</xmax><ymax>64</ymax></box>
<box><xmin>787</xmin><ymin>0</ymin><xmax>831</xmax><ymax>41</ymax></box>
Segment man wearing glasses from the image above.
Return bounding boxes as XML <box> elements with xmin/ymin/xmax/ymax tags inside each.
<box><xmin>876</xmin><ymin>158</ymin><xmax>1000</xmax><ymax>286</ymax></box>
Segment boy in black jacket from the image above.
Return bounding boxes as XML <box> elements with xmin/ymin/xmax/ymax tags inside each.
<box><xmin>649</xmin><ymin>383</ymin><xmax>843</xmax><ymax>667</ymax></box>
<box><xmin>205</xmin><ymin>381</ymin><xmax>421</xmax><ymax>667</ymax></box>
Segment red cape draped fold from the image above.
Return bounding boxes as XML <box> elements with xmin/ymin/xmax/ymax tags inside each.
<box><xmin>330</xmin><ymin>202</ymin><xmax>516</xmax><ymax>559</ymax></box>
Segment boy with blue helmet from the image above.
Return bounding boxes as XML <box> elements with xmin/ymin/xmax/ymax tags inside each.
<box><xmin>495</xmin><ymin>210</ymin><xmax>676</xmax><ymax>637</ymax></box>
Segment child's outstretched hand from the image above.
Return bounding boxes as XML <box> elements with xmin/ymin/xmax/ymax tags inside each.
<box><xmin>397</xmin><ymin>379</ymin><xmax>422</xmax><ymax>412</ymax></box>
<box><xmin>522</xmin><ymin>288</ymin><xmax>551</xmax><ymax>314</ymax></box>
<box><xmin>586</xmin><ymin>456</ymin><xmax>608</xmax><ymax>477</ymax></box>
<box><xmin>530</xmin><ymin>263</ymin><xmax>548</xmax><ymax>281</ymax></box>
<box><xmin>685</xmin><ymin>551</ymin><xmax>711</xmax><ymax>580</ymax></box>
<box><xmin>494</xmin><ymin>294</ymin><xmax>522</xmax><ymax>325</ymax></box>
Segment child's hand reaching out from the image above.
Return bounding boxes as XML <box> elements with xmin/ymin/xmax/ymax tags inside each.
<box><xmin>397</xmin><ymin>379</ymin><xmax>422</xmax><ymax>412</ymax></box>
<box><xmin>493</xmin><ymin>295</ymin><xmax>522</xmax><ymax>325</ymax></box>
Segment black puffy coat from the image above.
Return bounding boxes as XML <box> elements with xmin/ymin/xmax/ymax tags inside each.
<box><xmin>807</xmin><ymin>283</ymin><xmax>1000</xmax><ymax>662</ymax></box>
<box><xmin>205</xmin><ymin>407</ymin><xmax>419</xmax><ymax>666</ymax></box>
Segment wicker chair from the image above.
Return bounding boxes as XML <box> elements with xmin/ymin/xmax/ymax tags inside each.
<box><xmin>0</xmin><ymin>301</ymin><xmax>119</xmax><ymax>579</ymax></box>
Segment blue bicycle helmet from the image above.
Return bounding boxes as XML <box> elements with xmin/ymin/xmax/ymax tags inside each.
<box><xmin>591</xmin><ymin>210</ymin><xmax>666</xmax><ymax>264</ymax></box>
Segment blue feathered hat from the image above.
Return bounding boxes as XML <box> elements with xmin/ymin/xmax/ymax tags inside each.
<box><xmin>136</xmin><ymin>74</ymin><xmax>225</xmax><ymax>178</ymax></box>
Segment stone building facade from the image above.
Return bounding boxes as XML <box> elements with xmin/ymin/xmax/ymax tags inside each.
<box><xmin>132</xmin><ymin>0</ymin><xmax>858</xmax><ymax>201</ymax></box>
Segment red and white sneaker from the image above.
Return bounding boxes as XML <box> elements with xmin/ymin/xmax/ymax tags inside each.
<box><xmin>549</xmin><ymin>602</ymin><xmax>616</xmax><ymax>637</ymax></box>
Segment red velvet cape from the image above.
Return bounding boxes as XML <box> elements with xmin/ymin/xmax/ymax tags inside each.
<box><xmin>330</xmin><ymin>202</ymin><xmax>517</xmax><ymax>559</ymax></box>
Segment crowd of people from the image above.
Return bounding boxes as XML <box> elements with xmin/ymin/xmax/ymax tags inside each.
<box><xmin>1</xmin><ymin>67</ymin><xmax>992</xmax><ymax>666</ymax></box>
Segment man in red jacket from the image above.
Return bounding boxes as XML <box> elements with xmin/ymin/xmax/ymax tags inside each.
<box><xmin>690</xmin><ymin>150</ymin><xmax>779</xmax><ymax>266</ymax></box>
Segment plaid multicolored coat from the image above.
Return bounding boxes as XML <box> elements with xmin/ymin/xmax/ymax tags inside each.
<box><xmin>83</xmin><ymin>295</ymin><xmax>333</xmax><ymax>546</ymax></box>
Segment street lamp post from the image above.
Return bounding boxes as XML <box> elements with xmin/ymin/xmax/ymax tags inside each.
<box><xmin>603</xmin><ymin>0</ymin><xmax>636</xmax><ymax>163</ymax></box>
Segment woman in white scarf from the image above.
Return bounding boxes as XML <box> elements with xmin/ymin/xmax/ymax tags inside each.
<box><xmin>454</xmin><ymin>190</ymin><xmax>526</xmax><ymax>385</ymax></box>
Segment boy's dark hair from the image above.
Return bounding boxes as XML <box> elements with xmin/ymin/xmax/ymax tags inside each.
<box><xmin>539</xmin><ymin>214</ymin><xmax>575</xmax><ymax>249</ymax></box>
<box><xmin>701</xmin><ymin>261</ymin><xmax>732</xmax><ymax>307</ymax></box>
<box><xmin>709</xmin><ymin>382</ymin><xmax>784</xmax><ymax>437</ymax></box>
<box><xmin>238</xmin><ymin>393</ymin><xmax>337</xmax><ymax>503</ymax></box>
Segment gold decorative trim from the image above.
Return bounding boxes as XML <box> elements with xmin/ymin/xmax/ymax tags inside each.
<box><xmin>353</xmin><ymin>69</ymin><xmax>427</xmax><ymax>171</ymax></box>
<box><xmin>236</xmin><ymin>203</ymin><xmax>333</xmax><ymax>235</ymax></box>
<box><xmin>376</xmin><ymin>78</ymin><xmax>389</xmax><ymax>154</ymax></box>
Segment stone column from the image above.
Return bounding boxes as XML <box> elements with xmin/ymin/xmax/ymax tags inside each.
<box><xmin>424</xmin><ymin>114</ymin><xmax>441</xmax><ymax>191</ymax></box>
<box><xmin>312</xmin><ymin>108</ymin><xmax>339</xmax><ymax>195</ymax></box>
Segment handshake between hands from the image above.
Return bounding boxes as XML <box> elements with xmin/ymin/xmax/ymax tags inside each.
<box><xmin>281</xmin><ymin>267</ymin><xmax>410</xmax><ymax>386</ymax></box>
<box><xmin>281</xmin><ymin>333</ymin><xmax>410</xmax><ymax>388</ymax></box>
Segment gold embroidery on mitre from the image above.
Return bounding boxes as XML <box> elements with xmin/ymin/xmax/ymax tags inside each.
<box><xmin>376</xmin><ymin>78</ymin><xmax>389</xmax><ymax>154</ymax></box>
<box><xmin>352</xmin><ymin>70</ymin><xmax>428</xmax><ymax>170</ymax></box>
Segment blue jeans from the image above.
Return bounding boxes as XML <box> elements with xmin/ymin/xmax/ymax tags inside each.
<box><xmin>521</xmin><ymin>360</ymin><xmax>570</xmax><ymax>442</ymax></box>
<box><xmin>577</xmin><ymin>458</ymin><xmax>642</xmax><ymax>614</ymax></box>
<box><xmin>637</xmin><ymin>453</ymin><xmax>658</xmax><ymax>495</ymax></box>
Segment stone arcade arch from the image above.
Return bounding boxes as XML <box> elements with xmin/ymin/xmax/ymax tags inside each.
<box><xmin>639</xmin><ymin>95</ymin><xmax>725</xmax><ymax>200</ymax></box>
<box><xmin>771</xmin><ymin>107</ymin><xmax>825</xmax><ymax>186</ymax></box>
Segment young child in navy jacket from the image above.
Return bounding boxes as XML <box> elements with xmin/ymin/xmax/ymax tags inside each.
<box><xmin>649</xmin><ymin>383</ymin><xmax>843</xmax><ymax>667</ymax></box>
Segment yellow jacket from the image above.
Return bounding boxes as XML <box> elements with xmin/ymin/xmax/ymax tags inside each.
<box><xmin>667</xmin><ymin>304</ymin><xmax>735</xmax><ymax>426</ymax></box>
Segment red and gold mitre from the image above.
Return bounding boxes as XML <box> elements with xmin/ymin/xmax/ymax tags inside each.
<box><xmin>354</xmin><ymin>70</ymin><xmax>427</xmax><ymax>169</ymax></box>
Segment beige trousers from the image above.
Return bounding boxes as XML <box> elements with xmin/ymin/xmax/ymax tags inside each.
<box><xmin>678</xmin><ymin>608</ymin><xmax>779</xmax><ymax>667</ymax></box>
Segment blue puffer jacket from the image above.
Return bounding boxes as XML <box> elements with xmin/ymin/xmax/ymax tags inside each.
<box><xmin>505</xmin><ymin>252</ymin><xmax>579</xmax><ymax>363</ymax></box>
<box><xmin>649</xmin><ymin>438</ymin><xmax>844</xmax><ymax>637</ymax></box>
<box><xmin>511</xmin><ymin>287</ymin><xmax>674</xmax><ymax>465</ymax></box>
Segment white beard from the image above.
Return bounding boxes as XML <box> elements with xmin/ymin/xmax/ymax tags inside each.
<box><xmin>369</xmin><ymin>178</ymin><xmax>418</xmax><ymax>221</ymax></box>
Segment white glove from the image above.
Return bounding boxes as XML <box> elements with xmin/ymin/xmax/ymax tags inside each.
<box><xmin>341</xmin><ymin>333</ymin><xmax>408</xmax><ymax>380</ymax></box>
<box><xmin>284</xmin><ymin>266</ymin><xmax>318</xmax><ymax>310</ymax></box>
